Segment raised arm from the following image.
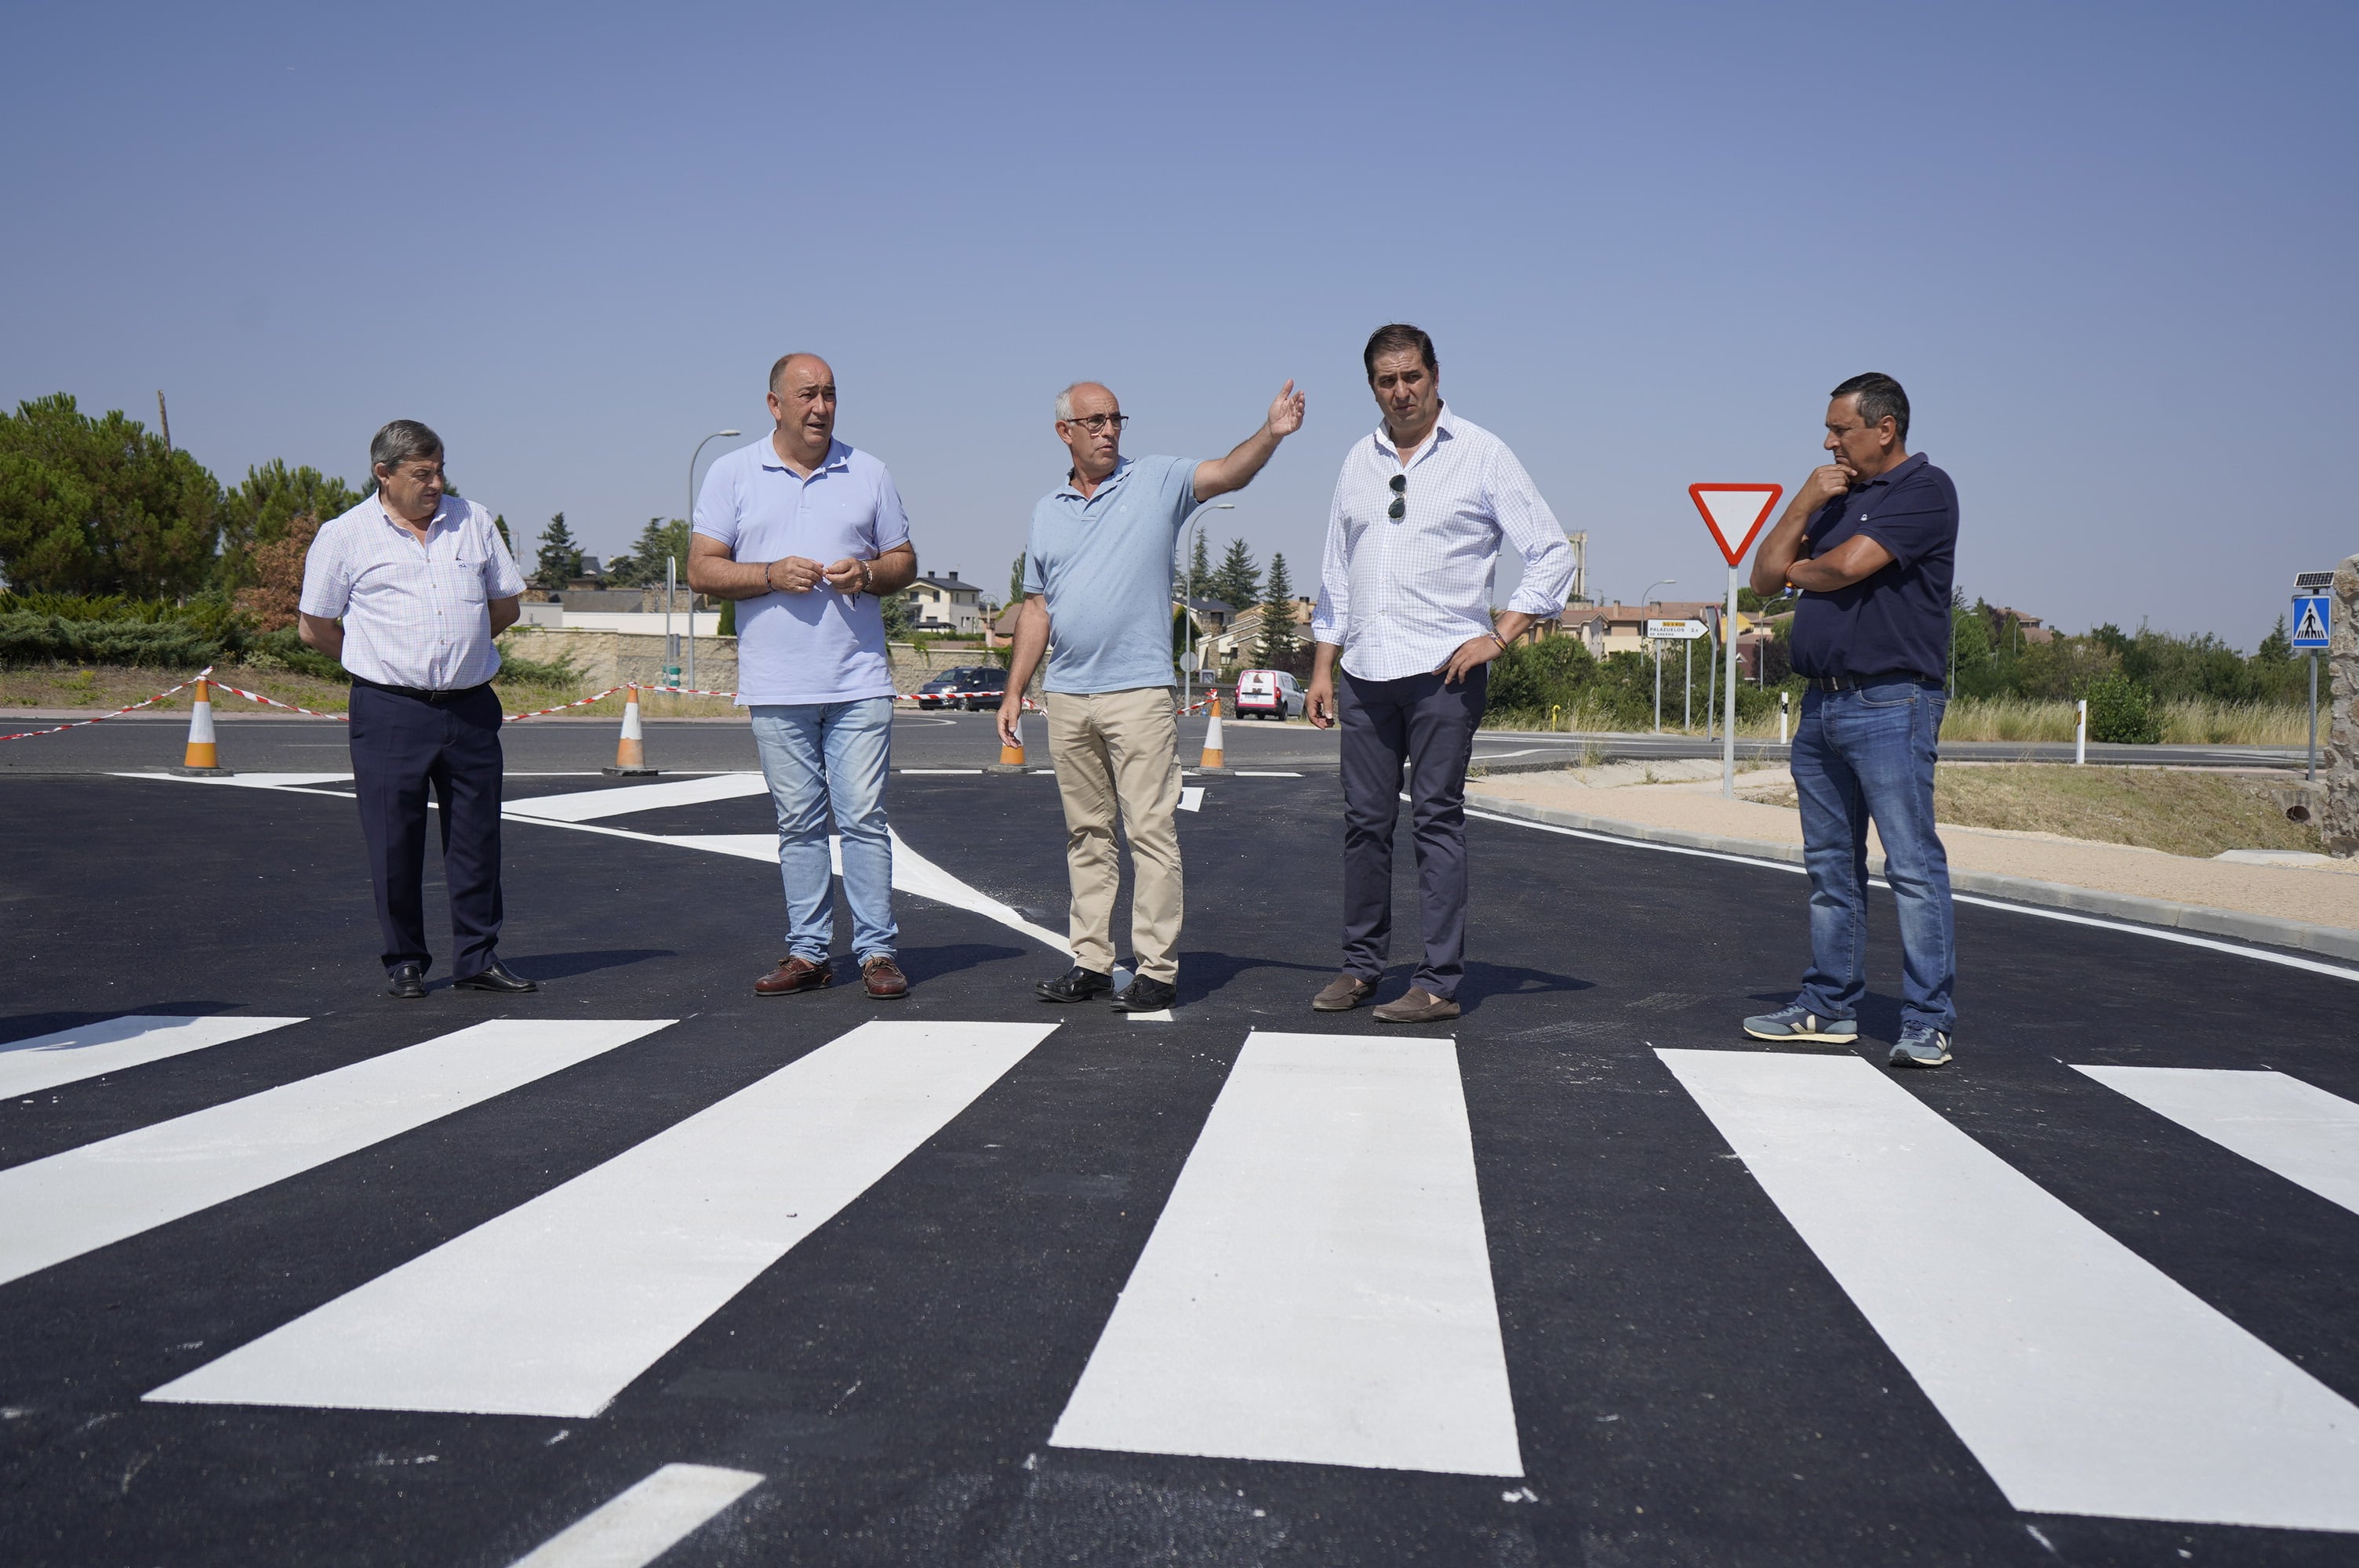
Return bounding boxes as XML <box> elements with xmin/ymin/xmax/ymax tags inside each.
<box><xmin>1191</xmin><ymin>381</ymin><xmax>1306</xmax><ymax>501</ymax></box>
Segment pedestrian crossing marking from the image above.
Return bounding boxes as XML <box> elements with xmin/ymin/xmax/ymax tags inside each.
<box><xmin>2074</xmin><ymin>1065</ymin><xmax>2359</xmax><ymax>1217</ymax></box>
<box><xmin>0</xmin><ymin>1020</ymin><xmax>672</xmax><ymax>1289</ymax></box>
<box><xmin>1050</xmin><ymin>1030</ymin><xmax>1523</xmax><ymax>1477</ymax></box>
<box><xmin>1659</xmin><ymin>1049</ymin><xmax>2359</xmax><ymax>1533</ymax></box>
<box><xmin>0</xmin><ymin>1014</ymin><xmax>305</xmax><ymax>1099</ymax></box>
<box><xmin>506</xmin><ymin>1463</ymin><xmax>764</xmax><ymax>1568</ymax></box>
<box><xmin>148</xmin><ymin>1019</ymin><xmax>1056</xmax><ymax>1418</ymax></box>
<box><xmin>503</xmin><ymin>773</ymin><xmax>770</xmax><ymax>822</ymax></box>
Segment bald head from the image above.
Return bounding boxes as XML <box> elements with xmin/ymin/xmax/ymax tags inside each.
<box><xmin>769</xmin><ymin>352</ymin><xmax>833</xmax><ymax>394</ymax></box>
<box><xmin>765</xmin><ymin>353</ymin><xmax>838</xmax><ymax>468</ymax></box>
<box><xmin>1053</xmin><ymin>380</ymin><xmax>1125</xmax><ymax>485</ymax></box>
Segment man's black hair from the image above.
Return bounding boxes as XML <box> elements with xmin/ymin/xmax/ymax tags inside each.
<box><xmin>1363</xmin><ymin>324</ymin><xmax>1438</xmax><ymax>383</ymax></box>
<box><xmin>1830</xmin><ymin>372</ymin><xmax>1909</xmax><ymax>444</ymax></box>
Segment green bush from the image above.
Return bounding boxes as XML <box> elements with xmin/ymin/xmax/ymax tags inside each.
<box><xmin>0</xmin><ymin>612</ymin><xmax>229</xmax><ymax>668</ymax></box>
<box><xmin>2085</xmin><ymin>675</ymin><xmax>2162</xmax><ymax>744</ymax></box>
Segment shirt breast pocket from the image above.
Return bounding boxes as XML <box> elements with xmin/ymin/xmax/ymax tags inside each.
<box><xmin>439</xmin><ymin>560</ymin><xmax>489</xmax><ymax>604</ymax></box>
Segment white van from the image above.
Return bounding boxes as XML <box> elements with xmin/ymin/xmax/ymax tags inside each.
<box><xmin>1234</xmin><ymin>668</ymin><xmax>1304</xmax><ymax>720</ymax></box>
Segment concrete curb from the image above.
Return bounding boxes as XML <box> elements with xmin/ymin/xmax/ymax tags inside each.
<box><xmin>1467</xmin><ymin>792</ymin><xmax>2359</xmax><ymax>966</ymax></box>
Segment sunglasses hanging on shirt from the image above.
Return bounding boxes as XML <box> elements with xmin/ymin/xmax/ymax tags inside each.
<box><xmin>1387</xmin><ymin>473</ymin><xmax>1407</xmax><ymax>520</ymax></box>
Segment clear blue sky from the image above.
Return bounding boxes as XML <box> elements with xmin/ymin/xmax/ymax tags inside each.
<box><xmin>5</xmin><ymin>2</ymin><xmax>2350</xmax><ymax>644</ymax></box>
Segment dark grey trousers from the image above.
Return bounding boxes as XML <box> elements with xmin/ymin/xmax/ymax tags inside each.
<box><xmin>1339</xmin><ymin>666</ymin><xmax>1486</xmax><ymax>999</ymax></box>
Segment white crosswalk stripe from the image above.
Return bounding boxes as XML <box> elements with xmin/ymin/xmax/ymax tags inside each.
<box><xmin>1659</xmin><ymin>1049</ymin><xmax>2359</xmax><ymax>1534</ymax></box>
<box><xmin>150</xmin><ymin>1019</ymin><xmax>1057</xmax><ymax>1417</ymax></box>
<box><xmin>502</xmin><ymin>774</ymin><xmax>769</xmax><ymax>822</ymax></box>
<box><xmin>1051</xmin><ymin>1030</ymin><xmax>1523</xmax><ymax>1477</ymax></box>
<box><xmin>2074</xmin><ymin>1065</ymin><xmax>2359</xmax><ymax>1218</ymax></box>
<box><xmin>0</xmin><ymin>1014</ymin><xmax>304</xmax><ymax>1098</ymax></box>
<box><xmin>0</xmin><ymin>1019</ymin><xmax>672</xmax><ymax>1289</ymax></box>
<box><xmin>14</xmin><ymin>1007</ymin><xmax>2359</xmax><ymax>1534</ymax></box>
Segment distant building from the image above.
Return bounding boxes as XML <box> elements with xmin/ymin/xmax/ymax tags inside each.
<box><xmin>1540</xmin><ymin>601</ymin><xmax>1722</xmax><ymax>658</ymax></box>
<box><xmin>903</xmin><ymin>570</ymin><xmax>987</xmax><ymax>635</ymax></box>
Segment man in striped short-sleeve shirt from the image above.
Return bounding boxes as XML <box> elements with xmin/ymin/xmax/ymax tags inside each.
<box><xmin>1306</xmin><ymin>324</ymin><xmax>1576</xmax><ymax>1023</ymax></box>
<box><xmin>299</xmin><ymin>419</ymin><xmax>535</xmax><ymax>1000</ymax></box>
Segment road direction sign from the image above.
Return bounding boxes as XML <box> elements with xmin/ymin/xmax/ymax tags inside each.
<box><xmin>1647</xmin><ymin>619</ymin><xmax>1709</xmax><ymax>640</ymax></box>
<box><xmin>2292</xmin><ymin>595</ymin><xmax>2332</xmax><ymax>649</ymax></box>
<box><xmin>1688</xmin><ymin>484</ymin><xmax>1783</xmax><ymax>566</ymax></box>
<box><xmin>2293</xmin><ymin>571</ymin><xmax>2335</xmax><ymax>594</ymax></box>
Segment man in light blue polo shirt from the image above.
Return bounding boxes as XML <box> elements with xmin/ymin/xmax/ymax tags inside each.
<box><xmin>689</xmin><ymin>352</ymin><xmax>920</xmax><ymax>1000</ymax></box>
<box><xmin>998</xmin><ymin>376</ymin><xmax>1305</xmax><ymax>1011</ymax></box>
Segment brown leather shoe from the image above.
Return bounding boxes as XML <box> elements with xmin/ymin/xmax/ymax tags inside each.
<box><xmin>754</xmin><ymin>955</ymin><xmax>832</xmax><ymax>996</ymax></box>
<box><xmin>1372</xmin><ymin>987</ymin><xmax>1461</xmax><ymax>1023</ymax></box>
<box><xmin>1312</xmin><ymin>973</ymin><xmax>1377</xmax><ymax>1012</ymax></box>
<box><xmin>861</xmin><ymin>955</ymin><xmax>908</xmax><ymax>999</ymax></box>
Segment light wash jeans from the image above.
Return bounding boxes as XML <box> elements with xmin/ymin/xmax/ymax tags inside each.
<box><xmin>748</xmin><ymin>698</ymin><xmax>896</xmax><ymax>966</ymax></box>
<box><xmin>1790</xmin><ymin>678</ymin><xmax>1957</xmax><ymax>1033</ymax></box>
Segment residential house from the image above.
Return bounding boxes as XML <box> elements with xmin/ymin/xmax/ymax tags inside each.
<box><xmin>903</xmin><ymin>570</ymin><xmax>988</xmax><ymax>635</ymax></box>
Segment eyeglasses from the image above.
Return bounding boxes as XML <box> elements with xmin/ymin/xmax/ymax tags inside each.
<box><xmin>1063</xmin><ymin>413</ymin><xmax>1129</xmax><ymax>433</ymax></box>
<box><xmin>1387</xmin><ymin>472</ymin><xmax>1407</xmax><ymax>520</ymax></box>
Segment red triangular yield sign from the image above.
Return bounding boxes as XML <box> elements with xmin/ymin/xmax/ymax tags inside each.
<box><xmin>1688</xmin><ymin>484</ymin><xmax>1783</xmax><ymax>566</ymax></box>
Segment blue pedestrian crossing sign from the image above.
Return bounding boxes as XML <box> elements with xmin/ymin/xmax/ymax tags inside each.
<box><xmin>2291</xmin><ymin>594</ymin><xmax>2332</xmax><ymax>649</ymax></box>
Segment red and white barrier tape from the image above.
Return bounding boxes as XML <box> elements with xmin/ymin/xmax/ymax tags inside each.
<box><xmin>0</xmin><ymin>671</ymin><xmax>203</xmax><ymax>742</ymax></box>
<box><xmin>504</xmin><ymin>684</ymin><xmax>630</xmax><ymax>720</ymax></box>
<box><xmin>205</xmin><ymin>678</ymin><xmax>351</xmax><ymax>720</ymax></box>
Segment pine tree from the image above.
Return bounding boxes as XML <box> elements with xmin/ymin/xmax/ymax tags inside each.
<box><xmin>609</xmin><ymin>517</ymin><xmax>690</xmax><ymax>587</ymax></box>
<box><xmin>1008</xmin><ymin>551</ymin><xmax>1027</xmax><ymax>606</ymax></box>
<box><xmin>533</xmin><ymin>513</ymin><xmax>581</xmax><ymax>591</ymax></box>
<box><xmin>1188</xmin><ymin>531</ymin><xmax>1212</xmax><ymax>597</ymax></box>
<box><xmin>1256</xmin><ymin>552</ymin><xmax>1300</xmax><ymax>671</ymax></box>
<box><xmin>1210</xmin><ymin>537</ymin><xmax>1260</xmax><ymax>613</ymax></box>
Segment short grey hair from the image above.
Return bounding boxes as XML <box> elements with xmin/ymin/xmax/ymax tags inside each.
<box><xmin>370</xmin><ymin>419</ymin><xmax>443</xmax><ymax>474</ymax></box>
<box><xmin>1053</xmin><ymin>382</ymin><xmax>1110</xmax><ymax>422</ymax></box>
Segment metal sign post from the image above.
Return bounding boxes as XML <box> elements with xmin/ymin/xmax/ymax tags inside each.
<box><xmin>2292</xmin><ymin>586</ymin><xmax>2332</xmax><ymax>782</ymax></box>
<box><xmin>1688</xmin><ymin>485</ymin><xmax>1784</xmax><ymax>797</ymax></box>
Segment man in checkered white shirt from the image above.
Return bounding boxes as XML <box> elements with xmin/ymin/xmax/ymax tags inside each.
<box><xmin>299</xmin><ymin>419</ymin><xmax>535</xmax><ymax>1000</ymax></box>
<box><xmin>1306</xmin><ymin>325</ymin><xmax>1576</xmax><ymax>1023</ymax></box>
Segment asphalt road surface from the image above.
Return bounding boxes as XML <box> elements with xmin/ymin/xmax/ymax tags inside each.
<box><xmin>0</xmin><ymin>707</ymin><xmax>2305</xmax><ymax>775</ymax></box>
<box><xmin>2</xmin><ymin>754</ymin><xmax>2354</xmax><ymax>1566</ymax></box>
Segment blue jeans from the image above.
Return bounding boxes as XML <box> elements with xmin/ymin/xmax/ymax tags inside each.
<box><xmin>1790</xmin><ymin>679</ymin><xmax>1956</xmax><ymax>1033</ymax></box>
<box><xmin>748</xmin><ymin>698</ymin><xmax>896</xmax><ymax>966</ymax></box>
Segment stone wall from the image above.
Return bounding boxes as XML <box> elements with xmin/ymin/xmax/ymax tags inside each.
<box><xmin>2324</xmin><ymin>552</ymin><xmax>2359</xmax><ymax>856</ymax></box>
<box><xmin>498</xmin><ymin>629</ymin><xmax>1041</xmax><ymax>699</ymax></box>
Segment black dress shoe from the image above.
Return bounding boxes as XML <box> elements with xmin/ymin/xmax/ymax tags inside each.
<box><xmin>1037</xmin><ymin>965</ymin><xmax>1114</xmax><ymax>1004</ymax></box>
<box><xmin>453</xmin><ymin>960</ymin><xmax>539</xmax><ymax>993</ymax></box>
<box><xmin>386</xmin><ymin>962</ymin><xmax>427</xmax><ymax>1000</ymax></box>
<box><xmin>1110</xmin><ymin>976</ymin><xmax>1178</xmax><ymax>1012</ymax></box>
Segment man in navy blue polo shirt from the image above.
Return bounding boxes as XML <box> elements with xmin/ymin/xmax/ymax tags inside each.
<box><xmin>1744</xmin><ymin>373</ymin><xmax>1961</xmax><ymax>1068</ymax></box>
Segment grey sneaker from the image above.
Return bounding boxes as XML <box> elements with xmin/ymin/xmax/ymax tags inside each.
<box><xmin>1741</xmin><ymin>1004</ymin><xmax>1859</xmax><ymax>1044</ymax></box>
<box><xmin>1889</xmin><ymin>1026</ymin><xmax>1953</xmax><ymax>1069</ymax></box>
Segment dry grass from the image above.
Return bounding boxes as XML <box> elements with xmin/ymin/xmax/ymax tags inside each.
<box><xmin>1486</xmin><ymin>695</ymin><xmax>2310</xmax><ymax>745</ymax></box>
<box><xmin>1756</xmin><ymin>764</ymin><xmax>2319</xmax><ymax>858</ymax></box>
<box><xmin>0</xmin><ymin>664</ymin><xmax>746</xmax><ymax>723</ymax></box>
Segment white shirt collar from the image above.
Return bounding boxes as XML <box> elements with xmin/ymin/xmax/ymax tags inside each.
<box><xmin>1372</xmin><ymin>403</ymin><xmax>1457</xmax><ymax>464</ymax></box>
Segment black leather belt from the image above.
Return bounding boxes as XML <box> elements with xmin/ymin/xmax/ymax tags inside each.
<box><xmin>351</xmin><ymin>675</ymin><xmax>490</xmax><ymax>705</ymax></box>
<box><xmin>1805</xmin><ymin>671</ymin><xmax>1937</xmax><ymax>693</ymax></box>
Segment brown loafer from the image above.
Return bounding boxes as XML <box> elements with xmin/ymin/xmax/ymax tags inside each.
<box><xmin>861</xmin><ymin>955</ymin><xmax>908</xmax><ymax>999</ymax></box>
<box><xmin>1312</xmin><ymin>973</ymin><xmax>1377</xmax><ymax>1012</ymax></box>
<box><xmin>1372</xmin><ymin>987</ymin><xmax>1461</xmax><ymax>1023</ymax></box>
<box><xmin>754</xmin><ymin>955</ymin><xmax>832</xmax><ymax>996</ymax></box>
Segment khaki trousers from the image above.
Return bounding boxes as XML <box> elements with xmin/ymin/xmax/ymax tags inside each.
<box><xmin>1045</xmin><ymin>686</ymin><xmax>1183</xmax><ymax>982</ymax></box>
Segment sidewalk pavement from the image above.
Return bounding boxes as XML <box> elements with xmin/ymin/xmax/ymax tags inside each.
<box><xmin>1469</xmin><ymin>763</ymin><xmax>2359</xmax><ymax>957</ymax></box>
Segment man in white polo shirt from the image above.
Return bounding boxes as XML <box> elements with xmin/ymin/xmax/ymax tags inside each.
<box><xmin>689</xmin><ymin>352</ymin><xmax>920</xmax><ymax>1000</ymax></box>
<box><xmin>299</xmin><ymin>419</ymin><xmax>534</xmax><ymax>1000</ymax></box>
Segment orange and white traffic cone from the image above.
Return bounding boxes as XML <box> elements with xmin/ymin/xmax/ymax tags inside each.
<box><xmin>1198</xmin><ymin>689</ymin><xmax>1227</xmax><ymax>771</ymax></box>
<box><xmin>602</xmin><ymin>684</ymin><xmax>657</xmax><ymax>776</ymax></box>
<box><xmin>170</xmin><ymin>675</ymin><xmax>231</xmax><ymax>775</ymax></box>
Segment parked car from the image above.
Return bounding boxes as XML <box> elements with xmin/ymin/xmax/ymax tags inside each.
<box><xmin>1233</xmin><ymin>667</ymin><xmax>1305</xmax><ymax>720</ymax></box>
<box><xmin>913</xmin><ymin>666</ymin><xmax>1009</xmax><ymax>711</ymax></box>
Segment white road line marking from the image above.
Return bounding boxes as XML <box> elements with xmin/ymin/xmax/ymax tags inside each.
<box><xmin>2074</xmin><ymin>1065</ymin><xmax>2359</xmax><ymax>1217</ymax></box>
<box><xmin>0</xmin><ymin>1021</ymin><xmax>671</xmax><ymax>1289</ymax></box>
<box><xmin>507</xmin><ymin>1463</ymin><xmax>763</xmax><ymax>1568</ymax></box>
<box><xmin>1050</xmin><ymin>1030</ymin><xmax>1522</xmax><ymax>1477</ymax></box>
<box><xmin>114</xmin><ymin>771</ymin><xmax>354</xmax><ymax>789</ymax></box>
<box><xmin>150</xmin><ymin>1020</ymin><xmax>1055</xmax><ymax>1417</ymax></box>
<box><xmin>1467</xmin><ymin>805</ymin><xmax>2359</xmax><ymax>983</ymax></box>
<box><xmin>1178</xmin><ymin>786</ymin><xmax>1205</xmax><ymax>812</ymax></box>
<box><xmin>1658</xmin><ymin>1049</ymin><xmax>2359</xmax><ymax>1532</ymax></box>
<box><xmin>898</xmin><ymin>768</ymin><xmax>983</xmax><ymax>775</ymax></box>
<box><xmin>1232</xmin><ymin>770</ymin><xmax>1304</xmax><ymax>777</ymax></box>
<box><xmin>503</xmin><ymin>774</ymin><xmax>769</xmax><ymax>822</ymax></box>
<box><xmin>0</xmin><ymin>1015</ymin><xmax>304</xmax><ymax>1098</ymax></box>
<box><xmin>1123</xmin><ymin>1010</ymin><xmax>1176</xmax><ymax>1023</ymax></box>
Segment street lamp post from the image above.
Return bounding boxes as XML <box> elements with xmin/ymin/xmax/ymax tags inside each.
<box><xmin>1641</xmin><ymin>579</ymin><xmax>1676</xmax><ymax>735</ymax></box>
<box><xmin>685</xmin><ymin>429</ymin><xmax>741</xmax><ymax>692</ymax></box>
<box><xmin>1180</xmin><ymin>500</ymin><xmax>1235</xmax><ymax>717</ymax></box>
